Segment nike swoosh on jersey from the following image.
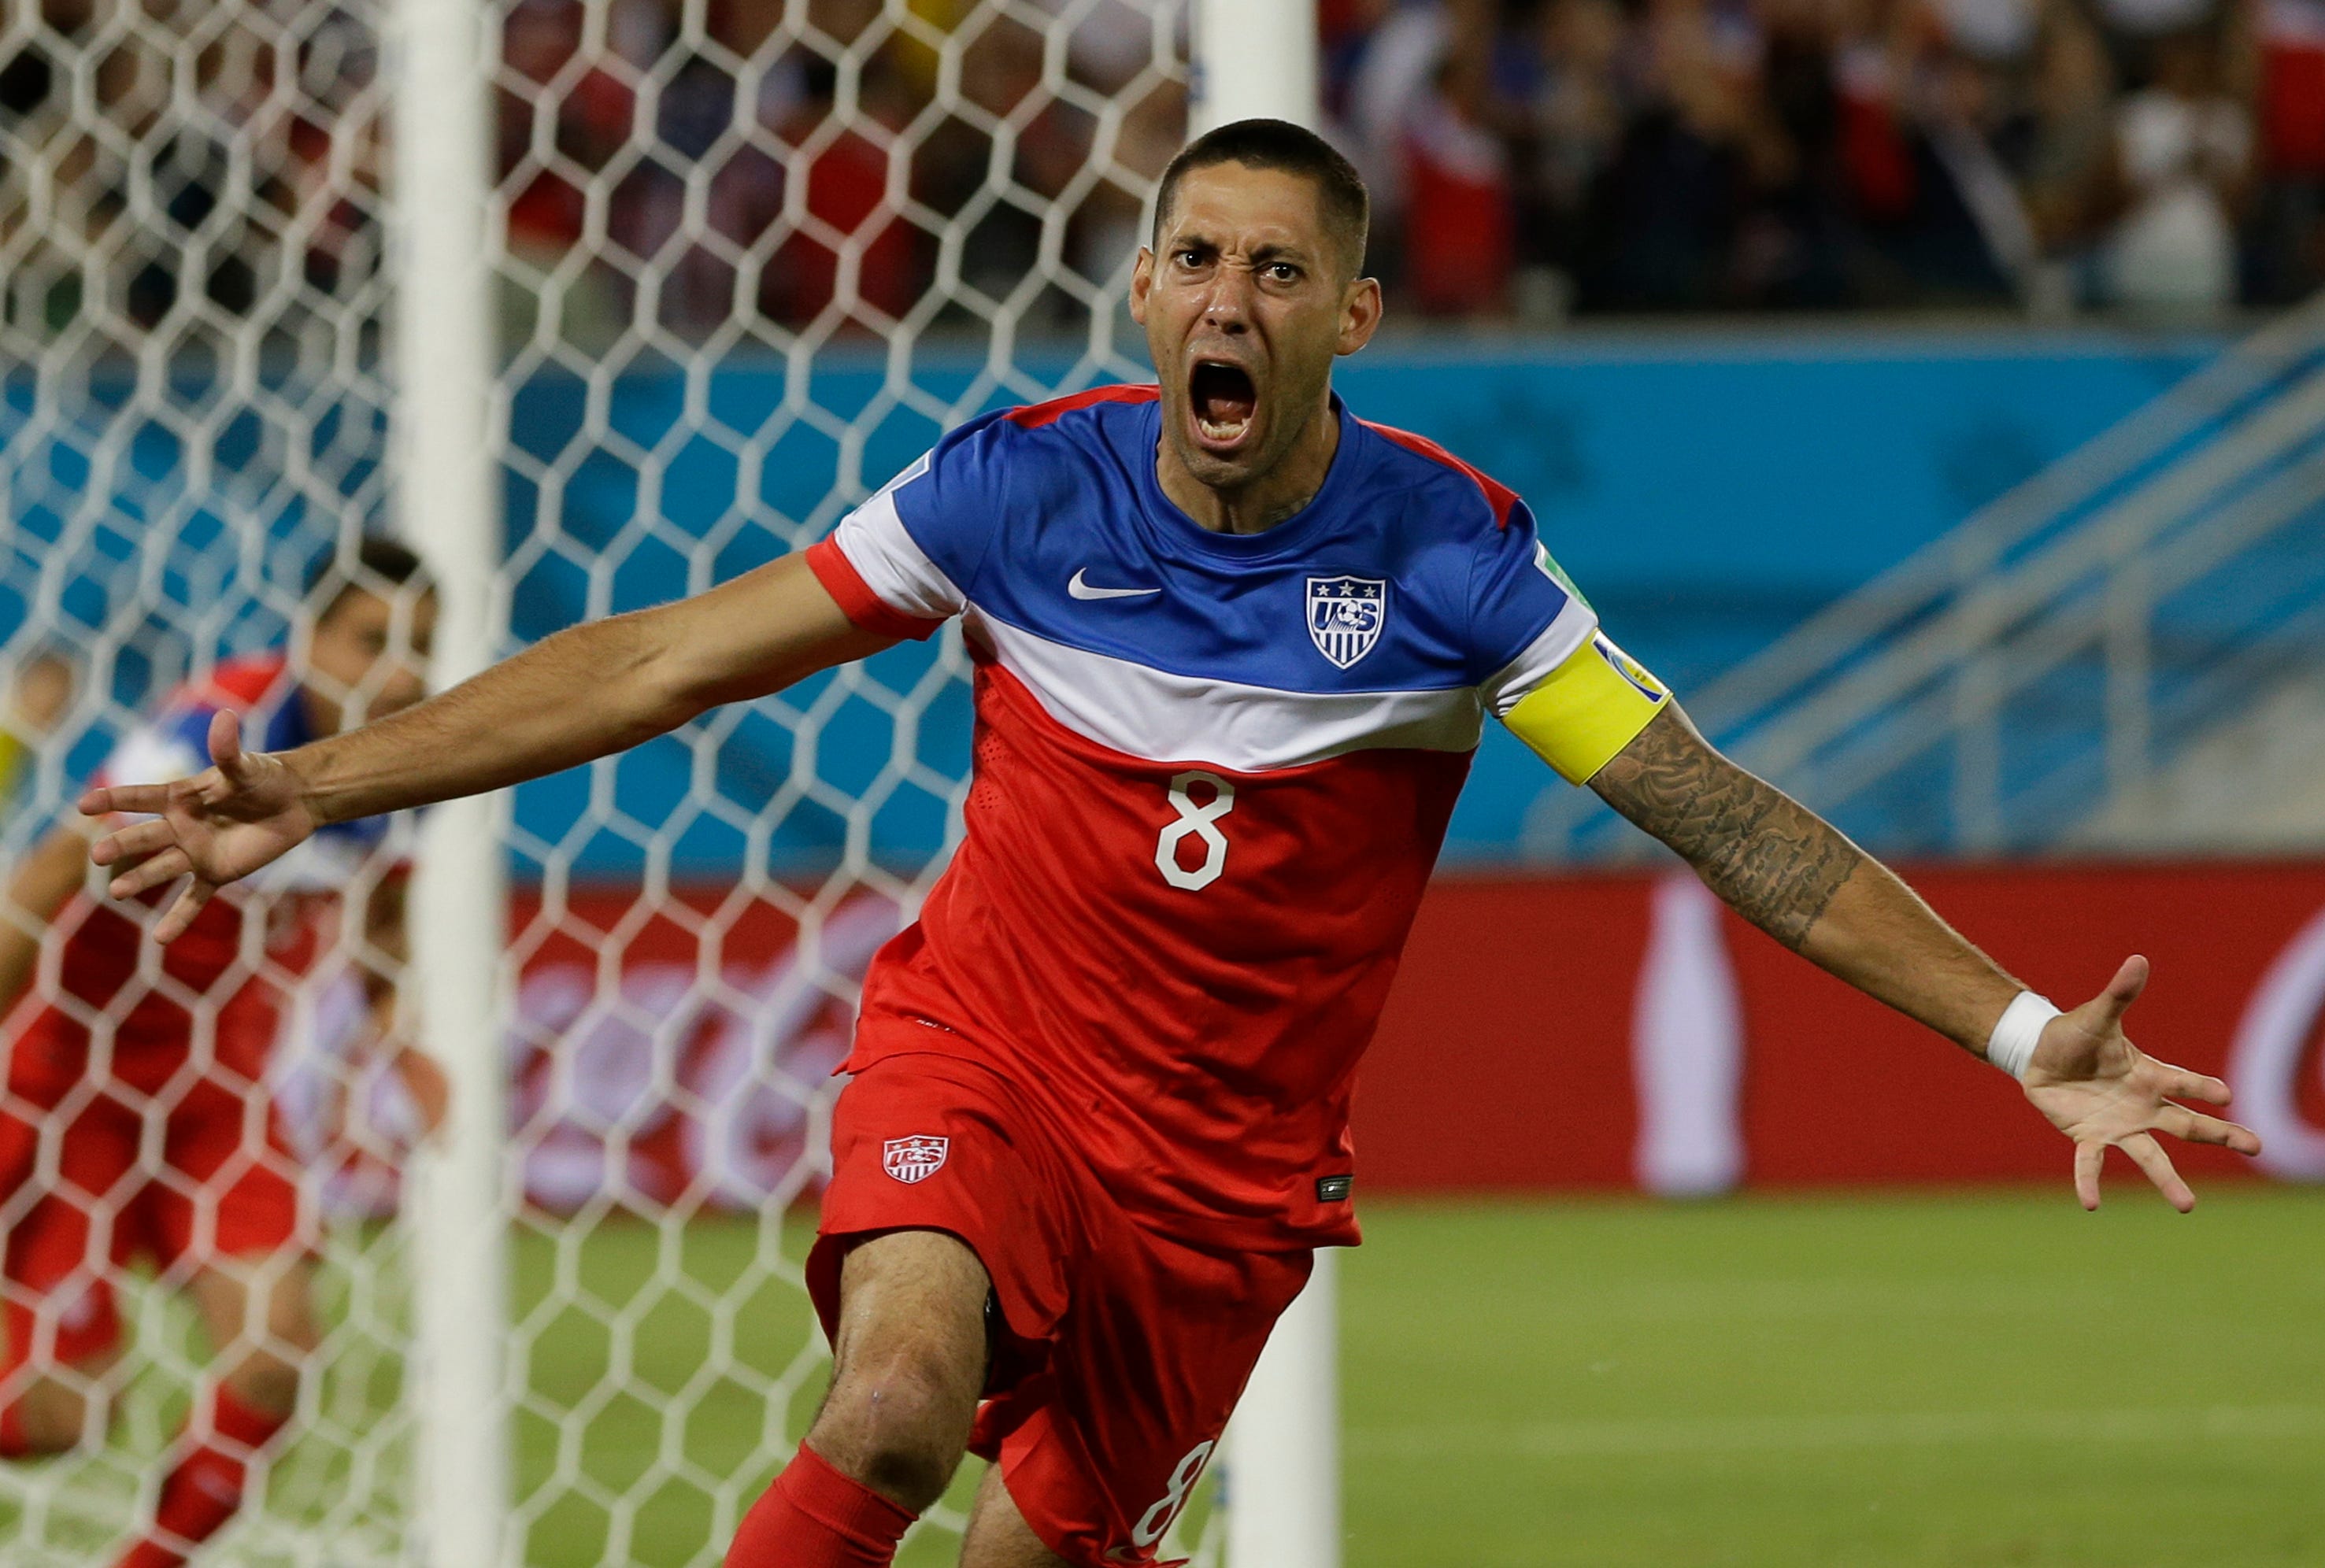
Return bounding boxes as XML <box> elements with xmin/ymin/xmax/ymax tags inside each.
<box><xmin>1068</xmin><ymin>568</ymin><xmax>1161</xmax><ymax>601</ymax></box>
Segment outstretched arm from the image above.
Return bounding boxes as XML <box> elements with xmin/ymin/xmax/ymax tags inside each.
<box><xmin>1588</xmin><ymin>703</ymin><xmax>2260</xmax><ymax>1209</ymax></box>
<box><xmin>83</xmin><ymin>552</ymin><xmax>890</xmax><ymax>940</ymax></box>
<box><xmin>1589</xmin><ymin>704</ymin><xmax>2007</xmax><ymax>1045</ymax></box>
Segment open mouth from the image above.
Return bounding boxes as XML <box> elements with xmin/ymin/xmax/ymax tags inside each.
<box><xmin>1189</xmin><ymin>359</ymin><xmax>1257</xmax><ymax>450</ymax></box>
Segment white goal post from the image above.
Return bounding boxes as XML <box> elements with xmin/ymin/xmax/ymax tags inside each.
<box><xmin>388</xmin><ymin>0</ymin><xmax>511</xmax><ymax>1563</ymax></box>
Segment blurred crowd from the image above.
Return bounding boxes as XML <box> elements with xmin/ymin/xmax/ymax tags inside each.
<box><xmin>499</xmin><ymin>0</ymin><xmax>2325</xmax><ymax>326</ymax></box>
<box><xmin>493</xmin><ymin>0</ymin><xmax>1187</xmax><ymax>338</ymax></box>
<box><xmin>1331</xmin><ymin>0</ymin><xmax>2325</xmax><ymax>316</ymax></box>
<box><xmin>4</xmin><ymin>0</ymin><xmax>2323</xmax><ymax>339</ymax></box>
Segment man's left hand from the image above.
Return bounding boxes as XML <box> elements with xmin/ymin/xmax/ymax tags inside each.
<box><xmin>2023</xmin><ymin>955</ymin><xmax>2263</xmax><ymax>1211</ymax></box>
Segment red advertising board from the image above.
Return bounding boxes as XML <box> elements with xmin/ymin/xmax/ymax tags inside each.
<box><xmin>1358</xmin><ymin>861</ymin><xmax>2325</xmax><ymax>1193</ymax></box>
<box><xmin>300</xmin><ymin>861</ymin><xmax>2325</xmax><ymax>1212</ymax></box>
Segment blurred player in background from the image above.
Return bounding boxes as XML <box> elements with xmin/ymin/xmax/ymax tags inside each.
<box><xmin>0</xmin><ymin>537</ymin><xmax>447</xmax><ymax>1568</ymax></box>
<box><xmin>82</xmin><ymin>124</ymin><xmax>2261</xmax><ymax>1568</ymax></box>
<box><xmin>1</xmin><ymin>647</ymin><xmax>76</xmax><ymax>823</ymax></box>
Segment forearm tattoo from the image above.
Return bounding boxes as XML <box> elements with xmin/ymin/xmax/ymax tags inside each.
<box><xmin>1591</xmin><ymin>708</ymin><xmax>1864</xmax><ymax>951</ymax></box>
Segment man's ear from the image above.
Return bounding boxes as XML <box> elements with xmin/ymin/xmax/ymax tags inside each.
<box><xmin>1336</xmin><ymin>276</ymin><xmax>1383</xmax><ymax>357</ymax></box>
<box><xmin>1128</xmin><ymin>247</ymin><xmax>1155</xmax><ymax>326</ymax></box>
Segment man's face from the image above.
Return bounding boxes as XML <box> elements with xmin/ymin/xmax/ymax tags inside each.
<box><xmin>298</xmin><ymin>585</ymin><xmax>437</xmax><ymax>734</ymax></box>
<box><xmin>1131</xmin><ymin>162</ymin><xmax>1379</xmax><ymax>495</ymax></box>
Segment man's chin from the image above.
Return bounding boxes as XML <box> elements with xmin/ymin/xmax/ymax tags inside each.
<box><xmin>1164</xmin><ymin>425</ymin><xmax>1268</xmax><ymax>494</ymax></box>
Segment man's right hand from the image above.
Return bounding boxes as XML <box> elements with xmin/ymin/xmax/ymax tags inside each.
<box><xmin>79</xmin><ymin>709</ymin><xmax>319</xmax><ymax>942</ymax></box>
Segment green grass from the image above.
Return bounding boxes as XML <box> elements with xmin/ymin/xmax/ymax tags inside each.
<box><xmin>1340</xmin><ymin>1188</ymin><xmax>2325</xmax><ymax>1567</ymax></box>
<box><xmin>509</xmin><ymin>1187</ymin><xmax>2325</xmax><ymax>1566</ymax></box>
<box><xmin>9</xmin><ymin>1188</ymin><xmax>2319</xmax><ymax>1565</ymax></box>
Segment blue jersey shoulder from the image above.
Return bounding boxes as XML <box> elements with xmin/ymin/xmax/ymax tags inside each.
<box><xmin>1348</xmin><ymin>420</ymin><xmax>1578</xmax><ymax>682</ymax></box>
<box><xmin>886</xmin><ymin>386</ymin><xmax>1161</xmax><ymax>598</ymax></box>
<box><xmin>1349</xmin><ymin>416</ymin><xmax>1523</xmax><ymax>535</ymax></box>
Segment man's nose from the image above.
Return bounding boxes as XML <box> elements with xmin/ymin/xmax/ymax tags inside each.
<box><xmin>1202</xmin><ymin>267</ymin><xmax>1255</xmax><ymax>329</ymax></box>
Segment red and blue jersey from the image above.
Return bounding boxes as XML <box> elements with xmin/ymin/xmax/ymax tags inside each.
<box><xmin>19</xmin><ymin>654</ymin><xmax>405</xmax><ymax>1089</ymax></box>
<box><xmin>807</xmin><ymin>385</ymin><xmax>1625</xmax><ymax>1249</ymax></box>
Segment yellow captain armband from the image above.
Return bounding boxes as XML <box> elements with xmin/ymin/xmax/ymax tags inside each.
<box><xmin>1502</xmin><ymin>633</ymin><xmax>1672</xmax><ymax>785</ymax></box>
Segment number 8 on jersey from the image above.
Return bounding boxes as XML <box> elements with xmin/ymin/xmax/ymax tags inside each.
<box><xmin>1155</xmin><ymin>771</ymin><xmax>1235</xmax><ymax>890</ymax></box>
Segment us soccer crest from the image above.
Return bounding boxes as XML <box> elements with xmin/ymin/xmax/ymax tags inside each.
<box><xmin>1306</xmin><ymin>576</ymin><xmax>1387</xmax><ymax>669</ymax></box>
<box><xmin>881</xmin><ymin>1134</ymin><xmax>950</xmax><ymax>1185</ymax></box>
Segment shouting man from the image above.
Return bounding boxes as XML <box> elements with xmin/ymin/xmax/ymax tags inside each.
<box><xmin>82</xmin><ymin>123</ymin><xmax>2258</xmax><ymax>1568</ymax></box>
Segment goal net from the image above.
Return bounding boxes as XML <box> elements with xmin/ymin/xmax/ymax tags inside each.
<box><xmin>0</xmin><ymin>0</ymin><xmax>1224</xmax><ymax>1562</ymax></box>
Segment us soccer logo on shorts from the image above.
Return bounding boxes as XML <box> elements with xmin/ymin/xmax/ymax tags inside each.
<box><xmin>881</xmin><ymin>1135</ymin><xmax>950</xmax><ymax>1185</ymax></box>
<box><xmin>1306</xmin><ymin>576</ymin><xmax>1387</xmax><ymax>669</ymax></box>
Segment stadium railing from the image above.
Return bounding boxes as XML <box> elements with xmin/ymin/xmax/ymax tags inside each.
<box><xmin>1523</xmin><ymin>290</ymin><xmax>2325</xmax><ymax>862</ymax></box>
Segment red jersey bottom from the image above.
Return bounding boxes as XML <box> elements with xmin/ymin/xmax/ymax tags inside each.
<box><xmin>809</xmin><ymin>1046</ymin><xmax>1313</xmax><ymax>1568</ymax></box>
<box><xmin>2</xmin><ymin>1030</ymin><xmax>305</xmax><ymax>1380</ymax></box>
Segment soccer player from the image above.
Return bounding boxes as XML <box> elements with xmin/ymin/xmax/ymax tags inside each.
<box><xmin>82</xmin><ymin>123</ymin><xmax>2260</xmax><ymax>1568</ymax></box>
<box><xmin>1</xmin><ymin>538</ymin><xmax>448</xmax><ymax>1568</ymax></box>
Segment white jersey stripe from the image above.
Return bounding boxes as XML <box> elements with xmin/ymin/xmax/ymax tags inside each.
<box><xmin>829</xmin><ymin>472</ymin><xmax>965</xmax><ymax>623</ymax></box>
<box><xmin>967</xmin><ymin>609</ymin><xmax>1498</xmax><ymax>773</ymax></box>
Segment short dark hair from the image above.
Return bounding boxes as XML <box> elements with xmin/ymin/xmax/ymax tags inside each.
<box><xmin>1153</xmin><ymin>119</ymin><xmax>1370</xmax><ymax>279</ymax></box>
<box><xmin>305</xmin><ymin>534</ymin><xmax>432</xmax><ymax>623</ymax></box>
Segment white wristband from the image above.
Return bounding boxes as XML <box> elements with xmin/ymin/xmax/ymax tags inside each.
<box><xmin>1986</xmin><ymin>990</ymin><xmax>2060</xmax><ymax>1081</ymax></box>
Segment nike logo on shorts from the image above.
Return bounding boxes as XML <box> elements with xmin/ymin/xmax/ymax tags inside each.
<box><xmin>1068</xmin><ymin>568</ymin><xmax>1161</xmax><ymax>601</ymax></box>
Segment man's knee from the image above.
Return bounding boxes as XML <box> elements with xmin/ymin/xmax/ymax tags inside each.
<box><xmin>6</xmin><ymin>1367</ymin><xmax>112</xmax><ymax>1455</ymax></box>
<box><xmin>220</xmin><ymin>1352</ymin><xmax>301</xmax><ymax>1421</ymax></box>
<box><xmin>815</xmin><ymin>1349</ymin><xmax>974</xmax><ymax>1505</ymax></box>
<box><xmin>809</xmin><ymin>1230</ymin><xmax>992</xmax><ymax>1511</ymax></box>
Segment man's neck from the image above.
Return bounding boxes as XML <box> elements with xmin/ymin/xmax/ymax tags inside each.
<box><xmin>1157</xmin><ymin>398</ymin><xmax>1340</xmax><ymax>536</ymax></box>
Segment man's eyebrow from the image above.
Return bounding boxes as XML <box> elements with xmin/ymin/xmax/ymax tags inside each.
<box><xmin>1163</xmin><ymin>234</ymin><xmax>1316</xmax><ymax>265</ymax></box>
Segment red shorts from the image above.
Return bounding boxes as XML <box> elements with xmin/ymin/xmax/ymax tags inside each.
<box><xmin>809</xmin><ymin>1048</ymin><xmax>1312</xmax><ymax>1568</ymax></box>
<box><xmin>1</xmin><ymin>1037</ymin><xmax>305</xmax><ymax>1382</ymax></box>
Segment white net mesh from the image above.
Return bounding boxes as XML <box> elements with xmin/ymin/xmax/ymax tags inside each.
<box><xmin>2</xmin><ymin>0</ymin><xmax>1209</xmax><ymax>1562</ymax></box>
<box><xmin>1</xmin><ymin>2</ymin><xmax>412</xmax><ymax>1562</ymax></box>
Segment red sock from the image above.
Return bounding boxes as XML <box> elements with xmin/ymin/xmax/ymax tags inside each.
<box><xmin>725</xmin><ymin>1441</ymin><xmax>920</xmax><ymax>1567</ymax></box>
<box><xmin>113</xmin><ymin>1386</ymin><xmax>289</xmax><ymax>1568</ymax></box>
